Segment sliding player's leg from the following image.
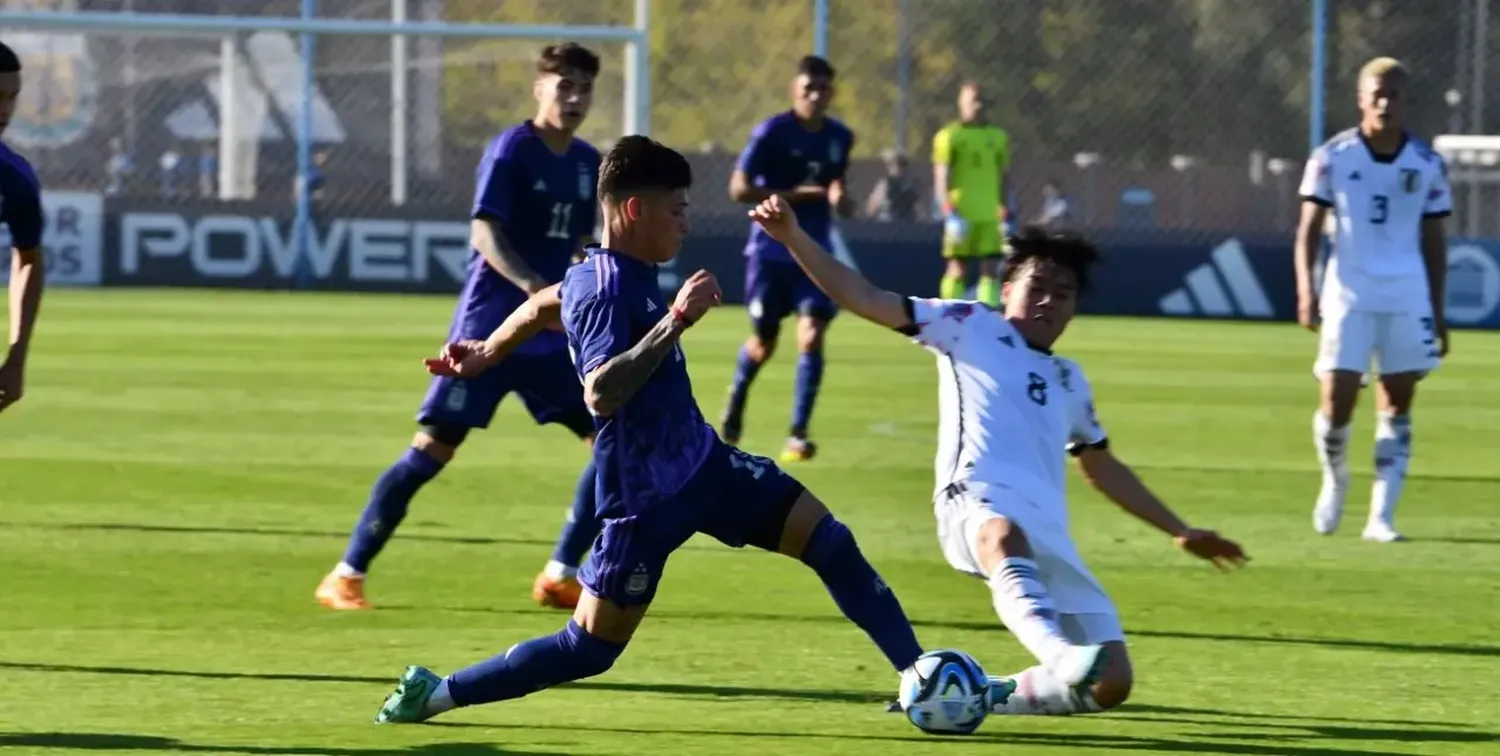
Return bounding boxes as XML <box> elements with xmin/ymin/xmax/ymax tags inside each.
<box><xmin>316</xmin><ymin>367</ymin><xmax>510</xmax><ymax>610</ymax></box>
<box><xmin>1364</xmin><ymin>310</ymin><xmax>1439</xmax><ymax>542</ymax></box>
<box><xmin>782</xmin><ymin>281</ymin><xmax>837</xmax><ymax>462</ymax></box>
<box><xmin>376</xmin><ymin>514</ymin><xmax>684</xmax><ymax>723</ymax></box>
<box><xmin>703</xmin><ymin>444</ymin><xmax>923</xmax><ymax>672</ymax></box>
<box><xmin>722</xmin><ymin>259</ymin><xmax>791</xmax><ymax>444</ymax></box>
<box><xmin>1310</xmin><ymin>307</ymin><xmax>1373</xmax><ymax>535</ymax></box>
<box><xmin>937</xmin><ymin>483</ymin><xmax>1104</xmax><ymax>688</ymax></box>
<box><xmin>514</xmin><ymin>351</ymin><xmax>605</xmax><ymax>608</ymax></box>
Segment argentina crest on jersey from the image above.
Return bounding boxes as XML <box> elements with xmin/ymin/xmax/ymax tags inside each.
<box><xmin>577</xmin><ymin>162</ymin><xmax>592</xmax><ymax>201</ymax></box>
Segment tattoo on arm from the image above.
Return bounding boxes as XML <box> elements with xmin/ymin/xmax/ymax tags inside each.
<box><xmin>585</xmin><ymin>314</ymin><xmax>686</xmax><ymax>415</ymax></box>
<box><xmin>473</xmin><ymin>218</ymin><xmax>548</xmax><ymax>292</ymax></box>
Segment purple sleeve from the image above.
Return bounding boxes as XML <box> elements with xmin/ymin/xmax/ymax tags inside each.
<box><xmin>2</xmin><ymin>176</ymin><xmax>44</xmax><ymax>251</ymax></box>
<box><xmin>472</xmin><ymin>137</ymin><xmax>519</xmax><ymax>221</ymax></box>
<box><xmin>833</xmin><ymin>128</ymin><xmax>855</xmax><ymax>181</ymax></box>
<box><xmin>566</xmin><ymin>276</ymin><xmax>634</xmax><ymax>378</ymax></box>
<box><xmin>735</xmin><ymin>120</ymin><xmax>775</xmax><ymax>176</ymax></box>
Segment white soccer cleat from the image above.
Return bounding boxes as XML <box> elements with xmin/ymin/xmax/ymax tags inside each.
<box><xmin>1361</xmin><ymin>521</ymin><xmax>1406</xmax><ymax>543</ymax></box>
<box><xmin>1313</xmin><ymin>479</ymin><xmax>1348</xmax><ymax>535</ymax></box>
<box><xmin>1046</xmin><ymin>643</ymin><xmax>1105</xmax><ymax>688</ymax></box>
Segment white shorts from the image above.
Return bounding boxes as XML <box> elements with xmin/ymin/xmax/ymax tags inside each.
<box><xmin>934</xmin><ymin>481</ymin><xmax>1124</xmax><ymax>645</ymax></box>
<box><xmin>1314</xmin><ymin>308</ymin><xmax>1440</xmax><ymax>378</ymax></box>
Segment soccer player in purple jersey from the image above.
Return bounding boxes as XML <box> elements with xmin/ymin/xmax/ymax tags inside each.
<box><xmin>316</xmin><ymin>44</ymin><xmax>606</xmax><ymax>611</ymax></box>
<box><xmin>0</xmin><ymin>42</ymin><xmax>45</xmax><ymax>415</ymax></box>
<box><xmin>373</xmin><ymin>136</ymin><xmax>930</xmax><ymax>724</ymax></box>
<box><xmin>721</xmin><ymin>55</ymin><xmax>856</xmax><ymax>463</ymax></box>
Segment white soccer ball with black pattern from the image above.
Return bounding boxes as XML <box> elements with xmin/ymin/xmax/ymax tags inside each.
<box><xmin>897</xmin><ymin>649</ymin><xmax>991</xmax><ymax>735</ymax></box>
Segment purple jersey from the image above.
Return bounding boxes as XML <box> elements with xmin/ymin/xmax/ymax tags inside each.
<box><xmin>737</xmin><ymin>111</ymin><xmax>854</xmax><ymax>262</ymax></box>
<box><xmin>0</xmin><ymin>141</ymin><xmax>44</xmax><ymax>251</ymax></box>
<box><xmin>561</xmin><ymin>247</ymin><xmax>716</xmax><ymax>517</ymax></box>
<box><xmin>458</xmin><ymin>122</ymin><xmax>600</xmax><ymax>355</ymax></box>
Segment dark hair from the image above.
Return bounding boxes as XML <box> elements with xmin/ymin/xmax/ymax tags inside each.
<box><xmin>537</xmin><ymin>42</ymin><xmax>600</xmax><ymax>78</ymax></box>
<box><xmin>0</xmin><ymin>42</ymin><xmax>21</xmax><ymax>74</ymax></box>
<box><xmin>1002</xmin><ymin>225</ymin><xmax>1103</xmax><ymax>293</ymax></box>
<box><xmin>797</xmin><ymin>55</ymin><xmax>836</xmax><ymax>80</ymax></box>
<box><xmin>599</xmin><ymin>136</ymin><xmax>693</xmax><ymax>200</ymax></box>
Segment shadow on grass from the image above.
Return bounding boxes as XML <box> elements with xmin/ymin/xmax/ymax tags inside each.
<box><xmin>430</xmin><ymin>721</ymin><xmax>1437</xmax><ymax>756</ymax></box>
<box><xmin>0</xmin><ymin>660</ymin><xmax>886</xmax><ymax>705</ymax></box>
<box><xmin>0</xmin><ymin>732</ymin><xmax>566</xmax><ymax>756</ymax></box>
<box><xmin>6</xmin><ymin>521</ymin><xmax>551</xmax><ymax>548</ymax></box>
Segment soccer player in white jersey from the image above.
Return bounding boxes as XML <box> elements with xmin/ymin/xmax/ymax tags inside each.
<box><xmin>748</xmin><ymin>195</ymin><xmax>1247</xmax><ymax>717</ymax></box>
<box><xmin>1295</xmin><ymin>57</ymin><xmax>1452</xmax><ymax>543</ymax></box>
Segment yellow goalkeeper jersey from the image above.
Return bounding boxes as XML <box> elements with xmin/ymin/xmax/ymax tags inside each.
<box><xmin>931</xmin><ymin>121</ymin><xmax>1010</xmax><ymax>220</ymax></box>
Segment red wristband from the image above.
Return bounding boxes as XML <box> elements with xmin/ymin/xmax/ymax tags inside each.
<box><xmin>670</xmin><ymin>305</ymin><xmax>692</xmax><ymax>328</ymax></box>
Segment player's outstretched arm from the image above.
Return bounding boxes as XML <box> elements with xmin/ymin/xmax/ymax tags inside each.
<box><xmin>1074</xmin><ymin>447</ymin><xmax>1248</xmax><ymax>571</ymax></box>
<box><xmin>581</xmin><ymin>270</ymin><xmax>720</xmax><ymax>417</ymax></box>
<box><xmin>424</xmin><ymin>284</ymin><xmax>564</xmax><ymax>379</ymax></box>
<box><xmin>748</xmin><ymin>197</ymin><xmax>909</xmax><ymax>330</ymax></box>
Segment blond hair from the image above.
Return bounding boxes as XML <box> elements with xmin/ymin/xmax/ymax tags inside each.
<box><xmin>1359</xmin><ymin>57</ymin><xmax>1408</xmax><ymax>82</ymax></box>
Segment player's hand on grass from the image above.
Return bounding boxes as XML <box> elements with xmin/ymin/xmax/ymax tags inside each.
<box><xmin>672</xmin><ymin>269</ymin><xmax>722</xmax><ymax>326</ymax></box>
<box><xmin>1173</xmin><ymin>528</ymin><xmax>1249</xmax><ymax>572</ymax></box>
<box><xmin>424</xmin><ymin>339</ymin><xmax>498</xmax><ymax>378</ymax></box>
<box><xmin>1297</xmin><ymin>294</ymin><xmax>1319</xmax><ymax>332</ymax></box>
<box><xmin>0</xmin><ymin>356</ymin><xmax>24</xmax><ymax>413</ymax></box>
<box><xmin>749</xmin><ymin>195</ymin><xmax>801</xmax><ymax>243</ymax></box>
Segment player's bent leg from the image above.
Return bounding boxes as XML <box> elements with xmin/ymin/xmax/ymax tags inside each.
<box><xmin>783</xmin><ymin>314</ymin><xmax>828</xmax><ymax>462</ymax></box>
<box><xmin>774</xmin><ymin>489</ymin><xmax>924</xmax><ymax>672</ymax></box>
<box><xmin>722</xmin><ymin>331</ymin><xmax>777</xmax><ymax>445</ymax></box>
<box><xmin>1366</xmin><ymin>372</ymin><xmax>1418</xmax><ymax>542</ymax></box>
<box><xmin>988</xmin><ymin>639</ymin><xmax>1132</xmax><ymax>716</ymax></box>
<box><xmin>969</xmin><ymin>516</ymin><xmax>1104</xmax><ymax>687</ymax></box>
<box><xmin>317</xmin><ymin>426</ymin><xmax>466</xmax><ymax>611</ymax></box>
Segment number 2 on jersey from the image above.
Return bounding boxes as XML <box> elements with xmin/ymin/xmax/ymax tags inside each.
<box><xmin>804</xmin><ymin>160</ymin><xmax>822</xmax><ymax>185</ymax></box>
<box><xmin>1370</xmin><ymin>194</ymin><xmax>1388</xmax><ymax>225</ymax></box>
<box><xmin>546</xmin><ymin>202</ymin><xmax>573</xmax><ymax>239</ymax></box>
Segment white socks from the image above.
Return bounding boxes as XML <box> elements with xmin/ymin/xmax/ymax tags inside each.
<box><xmin>543</xmin><ymin>560</ymin><xmax>579</xmax><ymax>581</ymax></box>
<box><xmin>988</xmin><ymin>558</ymin><xmax>1076</xmax><ymax>677</ymax></box>
<box><xmin>1313</xmin><ymin>411</ymin><xmax>1351</xmax><ymax>534</ymax></box>
<box><xmin>422</xmin><ymin>678</ymin><xmax>456</xmax><ymax>718</ymax></box>
<box><xmin>988</xmin><ymin>666</ymin><xmax>1103</xmax><ymax>716</ymax></box>
<box><xmin>1369</xmin><ymin>412</ymin><xmax>1412</xmax><ymax>530</ymax></box>
<box><xmin>333</xmin><ymin>562</ymin><xmax>365</xmax><ymax>579</ymax></box>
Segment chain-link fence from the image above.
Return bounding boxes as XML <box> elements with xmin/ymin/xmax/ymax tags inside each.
<box><xmin>4</xmin><ymin>0</ymin><xmax>1497</xmax><ymax>236</ymax></box>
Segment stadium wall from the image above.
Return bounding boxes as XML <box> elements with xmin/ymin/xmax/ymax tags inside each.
<box><xmin>15</xmin><ymin>194</ymin><xmax>1500</xmax><ymax>330</ymax></box>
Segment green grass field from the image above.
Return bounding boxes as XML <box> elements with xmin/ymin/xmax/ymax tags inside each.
<box><xmin>2</xmin><ymin>288</ymin><xmax>1497</xmax><ymax>756</ymax></box>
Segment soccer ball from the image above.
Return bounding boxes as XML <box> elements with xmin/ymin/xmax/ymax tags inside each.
<box><xmin>897</xmin><ymin>649</ymin><xmax>991</xmax><ymax>735</ymax></box>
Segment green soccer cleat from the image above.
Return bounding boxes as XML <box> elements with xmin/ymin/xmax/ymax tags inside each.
<box><xmin>374</xmin><ymin>665</ymin><xmax>442</xmax><ymax>724</ymax></box>
<box><xmin>985</xmin><ymin>677</ymin><xmax>1019</xmax><ymax>712</ymax></box>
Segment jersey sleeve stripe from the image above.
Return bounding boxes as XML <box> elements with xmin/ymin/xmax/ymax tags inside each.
<box><xmin>1065</xmin><ymin>437</ymin><xmax>1109</xmax><ymax>457</ymax></box>
<box><xmin>1423</xmin><ymin>210</ymin><xmax>1453</xmax><ymax>219</ymax></box>
<box><xmin>895</xmin><ymin>297</ymin><xmax>920</xmax><ymax>336</ymax></box>
<box><xmin>1299</xmin><ymin>194</ymin><xmax>1334</xmax><ymax>207</ymax></box>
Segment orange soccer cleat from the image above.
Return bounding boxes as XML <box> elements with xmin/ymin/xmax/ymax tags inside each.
<box><xmin>315</xmin><ymin>571</ymin><xmax>371</xmax><ymax>611</ymax></box>
<box><xmin>531</xmin><ymin>571</ymin><xmax>582</xmax><ymax>609</ymax></box>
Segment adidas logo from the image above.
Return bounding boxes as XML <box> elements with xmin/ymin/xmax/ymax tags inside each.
<box><xmin>1158</xmin><ymin>238</ymin><xmax>1274</xmax><ymax>318</ymax></box>
<box><xmin>645</xmin><ymin>299</ymin><xmax>658</xmax><ymax>312</ymax></box>
<box><xmin>534</xmin><ymin>179</ymin><xmax>548</xmax><ymax>191</ymax></box>
<box><xmin>167</xmin><ymin>31</ymin><xmax>345</xmax><ymax>144</ymax></box>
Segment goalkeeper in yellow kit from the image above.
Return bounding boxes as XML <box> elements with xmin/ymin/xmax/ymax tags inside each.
<box><xmin>932</xmin><ymin>81</ymin><xmax>1011</xmax><ymax>305</ymax></box>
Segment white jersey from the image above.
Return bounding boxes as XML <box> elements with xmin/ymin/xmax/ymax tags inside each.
<box><xmin>1298</xmin><ymin>129</ymin><xmax>1452</xmax><ymax>314</ymax></box>
<box><xmin>902</xmin><ymin>297</ymin><xmax>1107</xmax><ymax>513</ymax></box>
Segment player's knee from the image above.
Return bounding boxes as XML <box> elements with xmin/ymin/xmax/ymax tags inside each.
<box><xmin>797</xmin><ymin>318</ymin><xmax>826</xmax><ymax>353</ymax></box>
<box><xmin>746</xmin><ymin>334</ymin><xmax>777</xmax><ymax>362</ymax></box>
<box><xmin>797</xmin><ymin>514</ymin><xmax>856</xmax><ymax>569</ymax></box>
<box><xmin>564</xmin><ymin>620</ymin><xmax>627</xmax><ymax>678</ymax></box>
<box><xmin>975</xmin><ymin>516</ymin><xmax>1032</xmax><ymax>567</ymax></box>
<box><xmin>413</xmin><ymin>426</ymin><xmax>467</xmax><ymax>462</ymax></box>
<box><xmin>1088</xmin><ymin>640</ymin><xmax>1133</xmax><ymax>710</ymax></box>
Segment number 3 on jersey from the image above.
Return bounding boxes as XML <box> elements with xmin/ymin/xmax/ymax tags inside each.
<box><xmin>1370</xmin><ymin>194</ymin><xmax>1388</xmax><ymax>225</ymax></box>
<box><xmin>547</xmin><ymin>202</ymin><xmax>574</xmax><ymax>239</ymax></box>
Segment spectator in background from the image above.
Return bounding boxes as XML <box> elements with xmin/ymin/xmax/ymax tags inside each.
<box><xmin>864</xmin><ymin>148</ymin><xmax>921</xmax><ymax>221</ymax></box>
<box><xmin>158</xmin><ymin>144</ymin><xmax>182</xmax><ymax>199</ymax></box>
<box><xmin>1033</xmin><ymin>179</ymin><xmax>1074</xmax><ymax>228</ymax></box>
<box><xmin>198</xmin><ymin>143</ymin><xmax>217</xmax><ymax>198</ymax></box>
<box><xmin>104</xmin><ymin>136</ymin><xmax>133</xmax><ymax>197</ymax></box>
